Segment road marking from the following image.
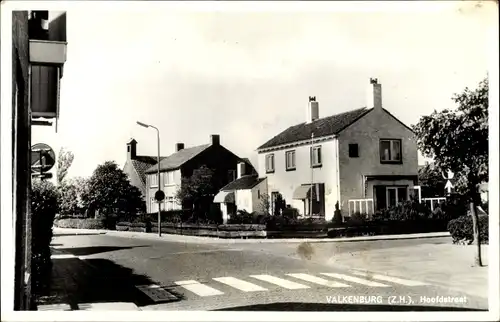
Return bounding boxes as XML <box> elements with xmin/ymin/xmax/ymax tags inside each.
<box><xmin>286</xmin><ymin>273</ymin><xmax>351</xmax><ymax>288</ymax></box>
<box><xmin>136</xmin><ymin>284</ymin><xmax>179</xmax><ymax>302</ymax></box>
<box><xmin>321</xmin><ymin>273</ymin><xmax>390</xmax><ymax>287</ymax></box>
<box><xmin>50</xmin><ymin>254</ymin><xmax>76</xmax><ymax>259</ymax></box>
<box><xmin>37</xmin><ymin>304</ymin><xmax>72</xmax><ymax>311</ymax></box>
<box><xmin>213</xmin><ymin>277</ymin><xmax>268</xmax><ymax>292</ymax></box>
<box><xmin>174</xmin><ymin>280</ymin><xmax>224</xmax><ymax>297</ymax></box>
<box><xmin>351</xmin><ymin>271</ymin><xmax>428</xmax><ymax>286</ymax></box>
<box><xmin>161</xmin><ymin>249</ymin><xmax>244</xmax><ymax>256</ymax></box>
<box><xmin>249</xmin><ymin>274</ymin><xmax>310</xmax><ymax>290</ymax></box>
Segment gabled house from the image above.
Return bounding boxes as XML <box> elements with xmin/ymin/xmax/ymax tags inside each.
<box><xmin>123</xmin><ymin>139</ymin><xmax>167</xmax><ymax>198</ymax></box>
<box><xmin>256</xmin><ymin>78</ymin><xmax>418</xmax><ymax>220</ymax></box>
<box><xmin>143</xmin><ymin>134</ymin><xmax>256</xmax><ymax>213</ymax></box>
<box><xmin>213</xmin><ymin>162</ymin><xmax>268</xmax><ymax>223</ymax></box>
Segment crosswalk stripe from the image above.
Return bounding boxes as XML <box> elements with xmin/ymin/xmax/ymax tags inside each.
<box><xmin>321</xmin><ymin>273</ymin><xmax>390</xmax><ymax>287</ymax></box>
<box><xmin>351</xmin><ymin>271</ymin><xmax>428</xmax><ymax>286</ymax></box>
<box><xmin>286</xmin><ymin>273</ymin><xmax>351</xmax><ymax>288</ymax></box>
<box><xmin>250</xmin><ymin>274</ymin><xmax>310</xmax><ymax>289</ymax></box>
<box><xmin>174</xmin><ymin>280</ymin><xmax>224</xmax><ymax>297</ymax></box>
<box><xmin>213</xmin><ymin>277</ymin><xmax>268</xmax><ymax>292</ymax></box>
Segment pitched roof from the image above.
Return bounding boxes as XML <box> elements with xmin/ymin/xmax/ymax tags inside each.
<box><xmin>145</xmin><ymin>144</ymin><xmax>211</xmax><ymax>173</ymax></box>
<box><xmin>220</xmin><ymin>175</ymin><xmax>266</xmax><ymax>191</ymax></box>
<box><xmin>130</xmin><ymin>155</ymin><xmax>168</xmax><ymax>185</ymax></box>
<box><xmin>257</xmin><ymin>107</ymin><xmax>371</xmax><ymax>150</ymax></box>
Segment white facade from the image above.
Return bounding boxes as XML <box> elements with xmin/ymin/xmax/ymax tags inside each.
<box><xmin>257</xmin><ymin>137</ymin><xmax>339</xmax><ymax>221</ymax></box>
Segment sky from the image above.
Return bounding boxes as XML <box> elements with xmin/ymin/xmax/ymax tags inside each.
<box><xmin>29</xmin><ymin>1</ymin><xmax>495</xmax><ymax>180</ymax></box>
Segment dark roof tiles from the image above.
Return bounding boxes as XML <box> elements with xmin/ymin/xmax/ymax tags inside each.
<box><xmin>145</xmin><ymin>144</ymin><xmax>211</xmax><ymax>173</ymax></box>
<box><xmin>257</xmin><ymin>107</ymin><xmax>371</xmax><ymax>150</ymax></box>
<box><xmin>221</xmin><ymin>175</ymin><xmax>266</xmax><ymax>191</ymax></box>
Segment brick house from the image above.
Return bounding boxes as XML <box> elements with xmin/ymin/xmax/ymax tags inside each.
<box><xmin>11</xmin><ymin>10</ymin><xmax>68</xmax><ymax>310</ymax></box>
<box><xmin>256</xmin><ymin>78</ymin><xmax>418</xmax><ymax>220</ymax></box>
<box><xmin>143</xmin><ymin>135</ymin><xmax>256</xmax><ymax>213</ymax></box>
<box><xmin>123</xmin><ymin>139</ymin><xmax>168</xmax><ymax>199</ymax></box>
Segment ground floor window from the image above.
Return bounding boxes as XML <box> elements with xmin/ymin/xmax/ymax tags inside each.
<box><xmin>374</xmin><ymin>185</ymin><xmax>409</xmax><ymax>210</ymax></box>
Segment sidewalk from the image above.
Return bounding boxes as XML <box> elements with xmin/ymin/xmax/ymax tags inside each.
<box><xmin>36</xmin><ymin>247</ymin><xmax>143</xmax><ymax>311</ymax></box>
<box><xmin>312</xmin><ymin>243</ymin><xmax>490</xmax><ymax>299</ymax></box>
<box><xmin>53</xmin><ymin>227</ymin><xmax>451</xmax><ymax>244</ymax></box>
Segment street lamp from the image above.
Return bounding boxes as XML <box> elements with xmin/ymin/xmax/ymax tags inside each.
<box><xmin>136</xmin><ymin>121</ymin><xmax>163</xmax><ymax>237</ymax></box>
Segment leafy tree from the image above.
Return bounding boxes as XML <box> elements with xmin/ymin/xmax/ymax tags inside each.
<box><xmin>413</xmin><ymin>77</ymin><xmax>488</xmax><ymax>266</ymax></box>
<box><xmin>58</xmin><ymin>177</ymin><xmax>89</xmax><ymax>217</ymax></box>
<box><xmin>176</xmin><ymin>165</ymin><xmax>218</xmax><ymax>220</ymax></box>
<box><xmin>418</xmin><ymin>163</ymin><xmax>446</xmax><ymax>197</ymax></box>
<box><xmin>259</xmin><ymin>192</ymin><xmax>271</xmax><ymax>215</ymax></box>
<box><xmin>56</xmin><ymin>147</ymin><xmax>74</xmax><ymax>185</ymax></box>
<box><xmin>82</xmin><ymin>161</ymin><xmax>145</xmax><ymax>218</ymax></box>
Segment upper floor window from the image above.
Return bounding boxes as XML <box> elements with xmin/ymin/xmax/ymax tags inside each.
<box><xmin>266</xmin><ymin>154</ymin><xmax>275</xmax><ymax>173</ymax></box>
<box><xmin>164</xmin><ymin>171</ymin><xmax>174</xmax><ymax>185</ymax></box>
<box><xmin>349</xmin><ymin>144</ymin><xmax>359</xmax><ymax>158</ymax></box>
<box><xmin>150</xmin><ymin>174</ymin><xmax>158</xmax><ymax>187</ymax></box>
<box><xmin>310</xmin><ymin>146</ymin><xmax>322</xmax><ymax>168</ymax></box>
<box><xmin>228</xmin><ymin>170</ymin><xmax>236</xmax><ymax>182</ymax></box>
<box><xmin>380</xmin><ymin>139</ymin><xmax>402</xmax><ymax>163</ymax></box>
<box><xmin>285</xmin><ymin>150</ymin><xmax>296</xmax><ymax>171</ymax></box>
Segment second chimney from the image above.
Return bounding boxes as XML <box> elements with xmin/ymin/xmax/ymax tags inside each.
<box><xmin>306</xmin><ymin>96</ymin><xmax>319</xmax><ymax>123</ymax></box>
<box><xmin>237</xmin><ymin>162</ymin><xmax>246</xmax><ymax>179</ymax></box>
<box><xmin>176</xmin><ymin>143</ymin><xmax>185</xmax><ymax>152</ymax></box>
<box><xmin>210</xmin><ymin>134</ymin><xmax>220</xmax><ymax>146</ymax></box>
<box><xmin>366</xmin><ymin>78</ymin><xmax>382</xmax><ymax>109</ymax></box>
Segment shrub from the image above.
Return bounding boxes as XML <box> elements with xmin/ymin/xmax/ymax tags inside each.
<box><xmin>282</xmin><ymin>207</ymin><xmax>299</xmax><ymax>220</ymax></box>
<box><xmin>227</xmin><ymin>210</ymin><xmax>254</xmax><ymax>224</ymax></box>
<box><xmin>347</xmin><ymin>212</ymin><xmax>368</xmax><ymax>226</ymax></box>
<box><xmin>54</xmin><ymin>218</ymin><xmax>105</xmax><ymax>230</ymax></box>
<box><xmin>31</xmin><ymin>180</ymin><xmax>59</xmax><ymax>296</ymax></box>
<box><xmin>332</xmin><ymin>202</ymin><xmax>343</xmax><ymax>225</ymax></box>
<box><xmin>447</xmin><ymin>214</ymin><xmax>489</xmax><ymax>244</ymax></box>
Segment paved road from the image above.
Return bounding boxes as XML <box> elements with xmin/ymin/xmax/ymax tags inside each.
<box><xmin>47</xmin><ymin>232</ymin><xmax>487</xmax><ymax>311</ymax></box>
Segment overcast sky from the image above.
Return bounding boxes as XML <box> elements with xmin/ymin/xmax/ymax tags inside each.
<box><xmin>29</xmin><ymin>1</ymin><xmax>494</xmax><ymax>179</ymax></box>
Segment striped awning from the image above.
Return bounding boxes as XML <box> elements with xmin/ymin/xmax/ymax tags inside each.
<box><xmin>213</xmin><ymin>190</ymin><xmax>235</xmax><ymax>203</ymax></box>
<box><xmin>293</xmin><ymin>185</ymin><xmax>312</xmax><ymax>200</ymax></box>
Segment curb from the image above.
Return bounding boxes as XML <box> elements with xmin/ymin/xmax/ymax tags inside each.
<box><xmin>53</xmin><ymin>227</ymin><xmax>450</xmax><ymax>244</ymax></box>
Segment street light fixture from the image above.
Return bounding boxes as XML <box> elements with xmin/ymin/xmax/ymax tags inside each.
<box><xmin>136</xmin><ymin>121</ymin><xmax>163</xmax><ymax>237</ymax></box>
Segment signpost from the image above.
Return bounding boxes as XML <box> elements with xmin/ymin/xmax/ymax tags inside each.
<box><xmin>31</xmin><ymin>143</ymin><xmax>56</xmax><ymax>180</ymax></box>
<box><xmin>442</xmin><ymin>170</ymin><xmax>455</xmax><ymax>195</ymax></box>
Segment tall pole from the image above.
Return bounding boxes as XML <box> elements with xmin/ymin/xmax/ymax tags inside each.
<box><xmin>310</xmin><ymin>132</ymin><xmax>314</xmax><ymax>217</ymax></box>
<box><xmin>155</xmin><ymin>127</ymin><xmax>161</xmax><ymax>237</ymax></box>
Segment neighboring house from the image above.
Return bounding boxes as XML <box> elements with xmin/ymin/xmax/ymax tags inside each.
<box><xmin>256</xmin><ymin>78</ymin><xmax>418</xmax><ymax>220</ymax></box>
<box><xmin>123</xmin><ymin>139</ymin><xmax>167</xmax><ymax>198</ymax></box>
<box><xmin>144</xmin><ymin>134</ymin><xmax>256</xmax><ymax>213</ymax></box>
<box><xmin>214</xmin><ymin>162</ymin><xmax>268</xmax><ymax>223</ymax></box>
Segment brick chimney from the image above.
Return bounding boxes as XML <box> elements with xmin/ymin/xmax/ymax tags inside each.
<box><xmin>127</xmin><ymin>139</ymin><xmax>137</xmax><ymax>160</ymax></box>
<box><xmin>237</xmin><ymin>162</ymin><xmax>246</xmax><ymax>179</ymax></box>
<box><xmin>366</xmin><ymin>78</ymin><xmax>382</xmax><ymax>109</ymax></box>
<box><xmin>210</xmin><ymin>135</ymin><xmax>220</xmax><ymax>146</ymax></box>
<box><xmin>176</xmin><ymin>143</ymin><xmax>185</xmax><ymax>152</ymax></box>
<box><xmin>306</xmin><ymin>96</ymin><xmax>319</xmax><ymax>123</ymax></box>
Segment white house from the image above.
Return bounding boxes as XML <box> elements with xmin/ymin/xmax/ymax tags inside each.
<box><xmin>214</xmin><ymin>162</ymin><xmax>268</xmax><ymax>223</ymax></box>
<box><xmin>256</xmin><ymin>78</ymin><xmax>419</xmax><ymax>221</ymax></box>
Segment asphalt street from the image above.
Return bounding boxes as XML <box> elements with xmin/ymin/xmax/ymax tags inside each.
<box><xmin>48</xmin><ymin>232</ymin><xmax>488</xmax><ymax>311</ymax></box>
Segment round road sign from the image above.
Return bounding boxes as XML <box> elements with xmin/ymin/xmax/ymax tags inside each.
<box><xmin>31</xmin><ymin>143</ymin><xmax>56</xmax><ymax>173</ymax></box>
<box><xmin>155</xmin><ymin>190</ymin><xmax>165</xmax><ymax>202</ymax></box>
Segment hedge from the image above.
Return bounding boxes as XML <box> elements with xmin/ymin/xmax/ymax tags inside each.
<box><xmin>54</xmin><ymin>218</ymin><xmax>106</xmax><ymax>230</ymax></box>
<box><xmin>447</xmin><ymin>214</ymin><xmax>489</xmax><ymax>244</ymax></box>
<box><xmin>31</xmin><ymin>180</ymin><xmax>59</xmax><ymax>297</ymax></box>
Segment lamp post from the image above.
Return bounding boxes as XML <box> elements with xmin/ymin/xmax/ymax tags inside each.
<box><xmin>137</xmin><ymin>121</ymin><xmax>162</xmax><ymax>237</ymax></box>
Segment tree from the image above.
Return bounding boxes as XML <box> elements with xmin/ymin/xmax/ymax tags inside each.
<box><xmin>176</xmin><ymin>165</ymin><xmax>218</xmax><ymax>220</ymax></box>
<box><xmin>58</xmin><ymin>177</ymin><xmax>89</xmax><ymax>217</ymax></box>
<box><xmin>418</xmin><ymin>163</ymin><xmax>446</xmax><ymax>197</ymax></box>
<box><xmin>56</xmin><ymin>147</ymin><xmax>74</xmax><ymax>185</ymax></box>
<box><xmin>82</xmin><ymin>161</ymin><xmax>145</xmax><ymax>218</ymax></box>
<box><xmin>413</xmin><ymin>77</ymin><xmax>488</xmax><ymax>266</ymax></box>
<box><xmin>259</xmin><ymin>193</ymin><xmax>271</xmax><ymax>215</ymax></box>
